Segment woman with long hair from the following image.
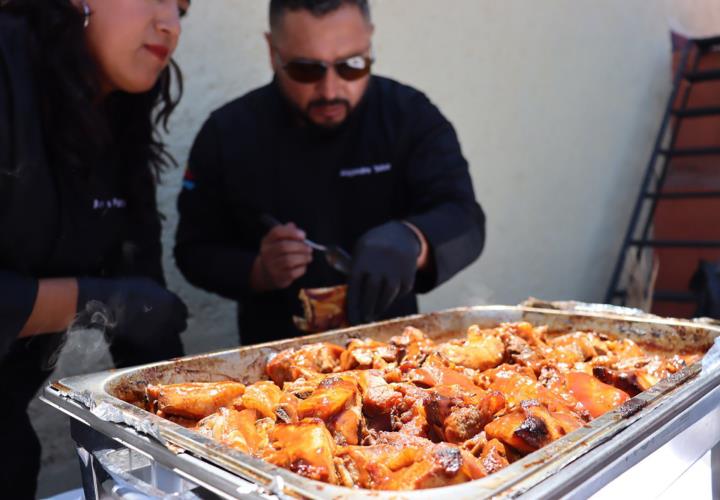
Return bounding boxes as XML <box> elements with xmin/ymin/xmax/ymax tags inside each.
<box><xmin>0</xmin><ymin>0</ymin><xmax>190</xmax><ymax>496</ymax></box>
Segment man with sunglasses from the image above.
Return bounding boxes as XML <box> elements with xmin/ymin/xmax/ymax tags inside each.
<box><xmin>176</xmin><ymin>0</ymin><xmax>486</xmax><ymax>344</ymax></box>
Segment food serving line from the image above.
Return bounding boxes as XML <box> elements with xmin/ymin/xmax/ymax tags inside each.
<box><xmin>41</xmin><ymin>302</ymin><xmax>720</xmax><ymax>499</ymax></box>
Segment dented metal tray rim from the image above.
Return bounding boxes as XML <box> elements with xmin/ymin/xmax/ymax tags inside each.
<box><xmin>43</xmin><ymin>305</ymin><xmax>720</xmax><ymax>499</ymax></box>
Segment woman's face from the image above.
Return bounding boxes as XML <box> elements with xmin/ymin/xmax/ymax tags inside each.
<box><xmin>82</xmin><ymin>0</ymin><xmax>188</xmax><ymax>95</ymax></box>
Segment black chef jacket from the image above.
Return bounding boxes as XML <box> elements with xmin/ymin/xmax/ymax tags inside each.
<box><xmin>0</xmin><ymin>14</ymin><xmax>167</xmax><ymax>363</ymax></box>
<box><xmin>0</xmin><ymin>14</ymin><xmax>171</xmax><ymax>497</ymax></box>
<box><xmin>176</xmin><ymin>76</ymin><xmax>485</xmax><ymax>345</ymax></box>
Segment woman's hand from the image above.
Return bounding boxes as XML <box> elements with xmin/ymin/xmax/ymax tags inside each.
<box><xmin>76</xmin><ymin>276</ymin><xmax>187</xmax><ymax>336</ymax></box>
<box><xmin>76</xmin><ymin>276</ymin><xmax>187</xmax><ymax>365</ymax></box>
<box><xmin>20</xmin><ymin>276</ymin><xmax>188</xmax><ymax>361</ymax></box>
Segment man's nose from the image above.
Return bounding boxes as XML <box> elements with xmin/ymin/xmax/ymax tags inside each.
<box><xmin>316</xmin><ymin>65</ymin><xmax>341</xmax><ymax>100</ymax></box>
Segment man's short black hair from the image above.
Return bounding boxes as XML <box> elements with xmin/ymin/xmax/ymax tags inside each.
<box><xmin>269</xmin><ymin>0</ymin><xmax>371</xmax><ymax>31</ymax></box>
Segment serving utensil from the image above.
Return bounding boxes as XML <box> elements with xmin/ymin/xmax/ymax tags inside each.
<box><xmin>260</xmin><ymin>214</ymin><xmax>353</xmax><ymax>275</ymax></box>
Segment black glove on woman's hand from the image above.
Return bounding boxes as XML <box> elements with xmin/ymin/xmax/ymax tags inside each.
<box><xmin>347</xmin><ymin>221</ymin><xmax>421</xmax><ymax>325</ymax></box>
<box><xmin>76</xmin><ymin>277</ymin><xmax>186</xmax><ymax>365</ymax></box>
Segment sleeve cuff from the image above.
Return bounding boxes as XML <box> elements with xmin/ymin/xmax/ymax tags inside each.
<box><xmin>405</xmin><ymin>205</ymin><xmax>485</xmax><ymax>293</ymax></box>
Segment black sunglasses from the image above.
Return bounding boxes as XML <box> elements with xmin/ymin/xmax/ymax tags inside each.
<box><xmin>275</xmin><ymin>51</ymin><xmax>374</xmax><ymax>83</ymax></box>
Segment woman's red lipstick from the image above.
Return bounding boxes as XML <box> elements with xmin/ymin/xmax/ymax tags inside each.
<box><xmin>145</xmin><ymin>44</ymin><xmax>170</xmax><ymax>61</ymax></box>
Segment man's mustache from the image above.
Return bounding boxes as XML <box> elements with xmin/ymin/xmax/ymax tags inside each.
<box><xmin>307</xmin><ymin>98</ymin><xmax>351</xmax><ymax>111</ymax></box>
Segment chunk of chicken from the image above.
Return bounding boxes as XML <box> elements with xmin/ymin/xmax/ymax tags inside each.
<box><xmin>592</xmin><ymin>354</ymin><xmax>687</xmax><ymax>396</ymax></box>
<box><xmin>496</xmin><ymin>322</ymin><xmax>549</xmax><ymax>373</ymax></box>
<box><xmin>543</xmin><ymin>331</ymin><xmax>609</xmax><ymax>365</ymax></box>
<box><xmin>479</xmin><ymin>364</ymin><xmax>589</xmax><ymax>421</ymax></box>
<box><xmin>605</xmin><ymin>337</ymin><xmax>647</xmax><ymax>359</ymax></box>
<box><xmin>424</xmin><ymin>384</ymin><xmax>505</xmax><ymax>443</ymax></box>
<box><xmin>565</xmin><ymin>371</ymin><xmax>630</xmax><ymax>418</ymax></box>
<box><xmin>195</xmin><ymin>408</ymin><xmax>271</xmax><ymax>455</ymax></box>
<box><xmin>298</xmin><ymin>376</ymin><xmax>362</xmax><ymax>445</ymax></box>
<box><xmin>407</xmin><ymin>353</ymin><xmax>486</xmax><ymax>396</ymax></box>
<box><xmin>266</xmin><ymin>342</ymin><xmax>345</xmax><ymax>385</ymax></box>
<box><xmin>336</xmin><ymin>432</ymin><xmax>487</xmax><ymax>490</ymax></box>
<box><xmin>484</xmin><ymin>399</ymin><xmax>584</xmax><ymax>453</ymax></box>
<box><xmin>341</xmin><ymin>338</ymin><xmax>399</xmax><ymax>371</ymax></box>
<box><xmin>390</xmin><ymin>326</ymin><xmax>436</xmax><ymax>370</ymax></box>
<box><xmin>480</xmin><ymin>438</ymin><xmax>510</xmax><ymax>474</ymax></box>
<box><xmin>362</xmin><ymin>383</ymin><xmax>430</xmax><ymax>438</ymax></box>
<box><xmin>146</xmin><ymin>381</ymin><xmax>246</xmax><ymax>420</ymax></box>
<box><xmin>437</xmin><ymin>325</ymin><xmax>505</xmax><ymax>371</ymax></box>
<box><xmin>284</xmin><ymin>369</ymin><xmax>387</xmax><ymax>401</ymax></box>
<box><xmin>262</xmin><ymin>418</ymin><xmax>338</xmax><ymax>484</ymax></box>
<box><xmin>235</xmin><ymin>381</ymin><xmax>299</xmax><ymax>423</ymax></box>
<box><xmin>294</xmin><ymin>285</ymin><xmax>348</xmax><ymax>333</ymax></box>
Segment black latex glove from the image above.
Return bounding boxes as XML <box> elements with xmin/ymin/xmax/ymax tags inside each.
<box><xmin>347</xmin><ymin>221</ymin><xmax>421</xmax><ymax>325</ymax></box>
<box><xmin>76</xmin><ymin>277</ymin><xmax>186</xmax><ymax>365</ymax></box>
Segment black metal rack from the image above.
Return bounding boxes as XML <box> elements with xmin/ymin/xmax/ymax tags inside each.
<box><xmin>606</xmin><ymin>36</ymin><xmax>720</xmax><ymax>308</ymax></box>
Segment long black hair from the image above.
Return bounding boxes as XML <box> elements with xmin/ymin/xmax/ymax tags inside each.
<box><xmin>0</xmin><ymin>0</ymin><xmax>183</xmax><ymax>181</ymax></box>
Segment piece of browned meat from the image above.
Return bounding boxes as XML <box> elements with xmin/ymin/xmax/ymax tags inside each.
<box><xmin>496</xmin><ymin>322</ymin><xmax>549</xmax><ymax>372</ymax></box>
<box><xmin>336</xmin><ymin>432</ymin><xmax>487</xmax><ymax>490</ymax></box>
<box><xmin>406</xmin><ymin>353</ymin><xmax>486</xmax><ymax>396</ymax></box>
<box><xmin>262</xmin><ymin>418</ymin><xmax>339</xmax><ymax>484</ymax></box>
<box><xmin>592</xmin><ymin>354</ymin><xmax>687</xmax><ymax>396</ymax></box>
<box><xmin>362</xmin><ymin>383</ymin><xmax>431</xmax><ymax>439</ymax></box>
<box><xmin>479</xmin><ymin>363</ymin><xmax>590</xmax><ymax>421</ymax></box>
<box><xmin>362</xmin><ymin>382</ymin><xmax>505</xmax><ymax>445</ymax></box>
<box><xmin>293</xmin><ymin>285</ymin><xmax>349</xmax><ymax>333</ymax></box>
<box><xmin>542</xmin><ymin>331</ymin><xmax>610</xmax><ymax>365</ymax></box>
<box><xmin>284</xmin><ymin>369</ymin><xmax>387</xmax><ymax>402</ymax></box>
<box><xmin>484</xmin><ymin>399</ymin><xmax>584</xmax><ymax>453</ymax></box>
<box><xmin>265</xmin><ymin>342</ymin><xmax>345</xmax><ymax>385</ymax></box>
<box><xmin>424</xmin><ymin>384</ymin><xmax>505</xmax><ymax>443</ymax></box>
<box><xmin>437</xmin><ymin>325</ymin><xmax>505</xmax><ymax>371</ymax></box>
<box><xmin>340</xmin><ymin>338</ymin><xmax>399</xmax><ymax>371</ymax></box>
<box><xmin>146</xmin><ymin>381</ymin><xmax>246</xmax><ymax>420</ymax></box>
<box><xmin>234</xmin><ymin>381</ymin><xmax>299</xmax><ymax>423</ymax></box>
<box><xmin>195</xmin><ymin>407</ymin><xmax>272</xmax><ymax>455</ymax></box>
<box><xmin>480</xmin><ymin>438</ymin><xmax>510</xmax><ymax>473</ymax></box>
<box><xmin>390</xmin><ymin>326</ymin><xmax>436</xmax><ymax>370</ymax></box>
<box><xmin>461</xmin><ymin>433</ymin><xmax>512</xmax><ymax>473</ymax></box>
<box><xmin>297</xmin><ymin>376</ymin><xmax>362</xmax><ymax>445</ymax></box>
<box><xmin>564</xmin><ymin>371</ymin><xmax>630</xmax><ymax>418</ymax></box>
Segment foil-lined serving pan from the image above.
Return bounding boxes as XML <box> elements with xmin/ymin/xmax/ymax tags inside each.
<box><xmin>41</xmin><ymin>305</ymin><xmax>720</xmax><ymax>499</ymax></box>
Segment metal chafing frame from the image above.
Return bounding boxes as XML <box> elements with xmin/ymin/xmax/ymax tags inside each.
<box><xmin>41</xmin><ymin>305</ymin><xmax>720</xmax><ymax>499</ymax></box>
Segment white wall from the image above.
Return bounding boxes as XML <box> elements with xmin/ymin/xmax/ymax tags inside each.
<box><xmin>161</xmin><ymin>0</ymin><xmax>672</xmax><ymax>353</ymax></box>
<box><xmin>666</xmin><ymin>0</ymin><xmax>720</xmax><ymax>37</ymax></box>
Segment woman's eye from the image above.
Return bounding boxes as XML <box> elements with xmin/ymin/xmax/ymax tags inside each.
<box><xmin>177</xmin><ymin>1</ymin><xmax>189</xmax><ymax>17</ymax></box>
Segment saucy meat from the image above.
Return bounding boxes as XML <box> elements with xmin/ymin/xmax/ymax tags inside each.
<box><xmin>143</xmin><ymin>322</ymin><xmax>702</xmax><ymax>491</ymax></box>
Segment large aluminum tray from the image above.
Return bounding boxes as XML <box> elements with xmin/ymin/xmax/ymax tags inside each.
<box><xmin>42</xmin><ymin>305</ymin><xmax>720</xmax><ymax>499</ymax></box>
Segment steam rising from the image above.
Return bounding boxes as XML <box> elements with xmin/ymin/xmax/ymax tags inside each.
<box><xmin>46</xmin><ymin>300</ymin><xmax>116</xmax><ymax>374</ymax></box>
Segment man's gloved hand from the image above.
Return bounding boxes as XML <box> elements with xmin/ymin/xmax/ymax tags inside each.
<box><xmin>76</xmin><ymin>277</ymin><xmax>187</xmax><ymax>364</ymax></box>
<box><xmin>347</xmin><ymin>221</ymin><xmax>421</xmax><ymax>325</ymax></box>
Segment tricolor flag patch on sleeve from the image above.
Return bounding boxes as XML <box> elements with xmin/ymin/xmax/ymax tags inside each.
<box><xmin>182</xmin><ymin>168</ymin><xmax>196</xmax><ymax>190</ymax></box>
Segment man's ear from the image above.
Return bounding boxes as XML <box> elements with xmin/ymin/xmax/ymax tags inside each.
<box><xmin>265</xmin><ymin>32</ymin><xmax>278</xmax><ymax>72</ymax></box>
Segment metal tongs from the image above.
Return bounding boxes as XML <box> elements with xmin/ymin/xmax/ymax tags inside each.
<box><xmin>260</xmin><ymin>214</ymin><xmax>353</xmax><ymax>275</ymax></box>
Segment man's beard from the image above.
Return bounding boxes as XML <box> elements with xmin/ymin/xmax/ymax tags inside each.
<box><xmin>305</xmin><ymin>98</ymin><xmax>352</xmax><ymax>129</ymax></box>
